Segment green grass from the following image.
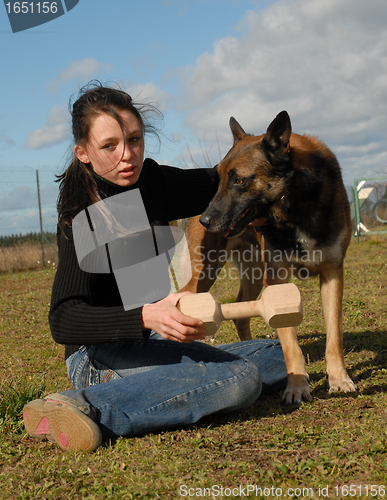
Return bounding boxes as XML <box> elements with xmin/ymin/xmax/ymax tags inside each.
<box><xmin>1</xmin><ymin>236</ymin><xmax>387</xmax><ymax>499</ymax></box>
<box><xmin>0</xmin><ymin>377</ymin><xmax>46</xmax><ymax>434</ymax></box>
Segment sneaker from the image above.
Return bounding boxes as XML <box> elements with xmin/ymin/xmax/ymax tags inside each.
<box><xmin>23</xmin><ymin>395</ymin><xmax>102</xmax><ymax>452</ymax></box>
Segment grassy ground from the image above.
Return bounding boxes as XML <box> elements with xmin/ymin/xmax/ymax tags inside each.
<box><xmin>0</xmin><ymin>236</ymin><xmax>386</xmax><ymax>499</ymax></box>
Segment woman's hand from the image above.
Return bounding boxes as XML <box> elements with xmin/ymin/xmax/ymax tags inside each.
<box><xmin>142</xmin><ymin>292</ymin><xmax>206</xmax><ymax>343</ymax></box>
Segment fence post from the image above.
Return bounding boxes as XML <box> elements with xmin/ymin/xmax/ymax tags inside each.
<box><xmin>353</xmin><ymin>179</ymin><xmax>361</xmax><ymax>243</ymax></box>
<box><xmin>36</xmin><ymin>169</ymin><xmax>46</xmax><ymax>266</ymax></box>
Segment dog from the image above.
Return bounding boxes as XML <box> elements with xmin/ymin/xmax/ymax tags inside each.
<box><xmin>182</xmin><ymin>111</ymin><xmax>356</xmax><ymax>405</ymax></box>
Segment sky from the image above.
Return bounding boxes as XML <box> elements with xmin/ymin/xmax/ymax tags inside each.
<box><xmin>1</xmin><ymin>0</ymin><xmax>387</xmax><ymax>236</ymax></box>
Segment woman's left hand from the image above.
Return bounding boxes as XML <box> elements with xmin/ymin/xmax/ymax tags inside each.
<box><xmin>142</xmin><ymin>292</ymin><xmax>206</xmax><ymax>343</ymax></box>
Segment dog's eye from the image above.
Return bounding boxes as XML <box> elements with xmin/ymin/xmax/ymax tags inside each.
<box><xmin>235</xmin><ymin>178</ymin><xmax>244</xmax><ymax>185</ymax></box>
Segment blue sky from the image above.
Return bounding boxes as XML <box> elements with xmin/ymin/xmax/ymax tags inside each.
<box><xmin>1</xmin><ymin>0</ymin><xmax>269</xmax><ymax>169</ymax></box>
<box><xmin>1</xmin><ymin>0</ymin><xmax>387</xmax><ymax>235</ymax></box>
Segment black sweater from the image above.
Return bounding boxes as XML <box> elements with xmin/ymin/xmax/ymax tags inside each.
<box><xmin>48</xmin><ymin>159</ymin><xmax>219</xmax><ymax>359</ymax></box>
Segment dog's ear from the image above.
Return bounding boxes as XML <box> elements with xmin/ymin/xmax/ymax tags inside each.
<box><xmin>265</xmin><ymin>111</ymin><xmax>292</xmax><ymax>151</ymax></box>
<box><xmin>229</xmin><ymin>117</ymin><xmax>247</xmax><ymax>143</ymax></box>
<box><xmin>263</xmin><ymin>111</ymin><xmax>292</xmax><ymax>169</ymax></box>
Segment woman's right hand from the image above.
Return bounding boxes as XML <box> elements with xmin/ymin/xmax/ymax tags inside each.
<box><xmin>142</xmin><ymin>292</ymin><xmax>206</xmax><ymax>343</ymax></box>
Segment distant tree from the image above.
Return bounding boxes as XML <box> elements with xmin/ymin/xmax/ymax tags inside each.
<box><xmin>0</xmin><ymin>232</ymin><xmax>56</xmax><ymax>248</ymax></box>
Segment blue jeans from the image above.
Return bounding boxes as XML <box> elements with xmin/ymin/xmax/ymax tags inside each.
<box><xmin>61</xmin><ymin>334</ymin><xmax>287</xmax><ymax>439</ymax></box>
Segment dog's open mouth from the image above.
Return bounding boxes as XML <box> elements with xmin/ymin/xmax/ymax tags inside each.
<box><xmin>223</xmin><ymin>208</ymin><xmax>255</xmax><ymax>238</ymax></box>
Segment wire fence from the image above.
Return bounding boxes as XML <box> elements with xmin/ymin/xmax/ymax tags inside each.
<box><xmin>0</xmin><ymin>166</ymin><xmax>59</xmax><ymax>265</ymax></box>
<box><xmin>352</xmin><ymin>177</ymin><xmax>387</xmax><ymax>240</ymax></box>
<box><xmin>0</xmin><ymin>167</ymin><xmax>386</xmax><ymax>268</ymax></box>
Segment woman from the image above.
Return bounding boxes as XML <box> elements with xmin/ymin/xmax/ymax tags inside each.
<box><xmin>23</xmin><ymin>82</ymin><xmax>287</xmax><ymax>452</ymax></box>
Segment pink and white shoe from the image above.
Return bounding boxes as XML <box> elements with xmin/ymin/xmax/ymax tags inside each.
<box><xmin>23</xmin><ymin>394</ymin><xmax>102</xmax><ymax>452</ymax></box>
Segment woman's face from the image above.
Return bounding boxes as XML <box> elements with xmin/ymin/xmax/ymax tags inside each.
<box><xmin>75</xmin><ymin>110</ymin><xmax>145</xmax><ymax>187</ymax></box>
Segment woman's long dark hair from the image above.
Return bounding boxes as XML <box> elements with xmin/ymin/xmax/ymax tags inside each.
<box><xmin>56</xmin><ymin>81</ymin><xmax>162</xmax><ymax>234</ymax></box>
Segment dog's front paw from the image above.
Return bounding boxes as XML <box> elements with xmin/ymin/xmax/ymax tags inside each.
<box><xmin>328</xmin><ymin>376</ymin><xmax>357</xmax><ymax>394</ymax></box>
<box><xmin>282</xmin><ymin>374</ymin><xmax>313</xmax><ymax>405</ymax></box>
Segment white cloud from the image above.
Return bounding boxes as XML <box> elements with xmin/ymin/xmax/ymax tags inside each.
<box><xmin>124</xmin><ymin>82</ymin><xmax>170</xmax><ymax>112</ymax></box>
<box><xmin>48</xmin><ymin>58</ymin><xmax>113</xmax><ymax>94</ymax></box>
<box><xmin>177</xmin><ymin>0</ymin><xmax>387</xmax><ymax>183</ymax></box>
<box><xmin>25</xmin><ymin>104</ymin><xmax>70</xmax><ymax>150</ymax></box>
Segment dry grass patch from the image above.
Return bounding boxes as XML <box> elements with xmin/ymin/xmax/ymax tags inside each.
<box><xmin>0</xmin><ymin>243</ymin><xmax>58</xmax><ymax>273</ymax></box>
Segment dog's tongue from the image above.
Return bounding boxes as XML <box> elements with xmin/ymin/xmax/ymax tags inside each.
<box><xmin>223</xmin><ymin>217</ymin><xmax>268</xmax><ymax>237</ymax></box>
<box><xmin>249</xmin><ymin>217</ymin><xmax>268</xmax><ymax>227</ymax></box>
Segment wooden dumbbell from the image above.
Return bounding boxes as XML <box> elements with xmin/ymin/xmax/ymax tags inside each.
<box><xmin>177</xmin><ymin>283</ymin><xmax>303</xmax><ymax>336</ymax></box>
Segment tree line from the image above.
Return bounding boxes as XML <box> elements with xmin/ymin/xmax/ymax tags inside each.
<box><xmin>0</xmin><ymin>232</ymin><xmax>56</xmax><ymax>248</ymax></box>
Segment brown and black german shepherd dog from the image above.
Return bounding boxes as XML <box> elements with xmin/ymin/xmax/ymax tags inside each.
<box><xmin>183</xmin><ymin>111</ymin><xmax>356</xmax><ymax>405</ymax></box>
